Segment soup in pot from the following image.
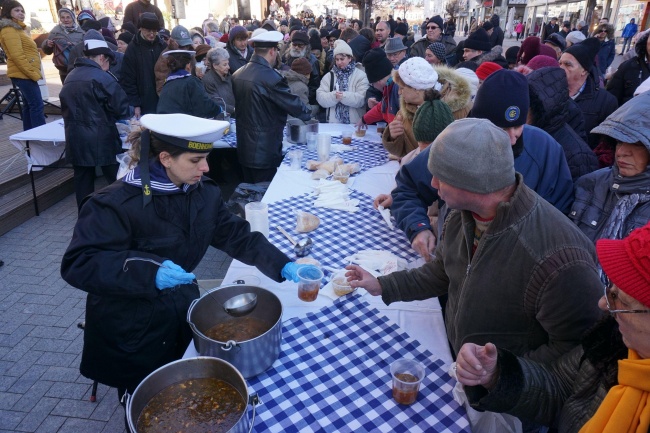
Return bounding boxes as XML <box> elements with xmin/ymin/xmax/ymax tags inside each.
<box><xmin>136</xmin><ymin>377</ymin><xmax>245</xmax><ymax>433</ymax></box>
<box><xmin>204</xmin><ymin>316</ymin><xmax>273</xmax><ymax>342</ymax></box>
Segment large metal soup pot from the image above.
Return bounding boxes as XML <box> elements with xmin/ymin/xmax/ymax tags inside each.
<box><xmin>126</xmin><ymin>357</ymin><xmax>258</xmax><ymax>433</ymax></box>
<box><xmin>187</xmin><ymin>285</ymin><xmax>282</xmax><ymax>378</ymax></box>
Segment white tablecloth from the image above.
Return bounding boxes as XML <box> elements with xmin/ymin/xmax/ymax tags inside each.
<box><xmin>10</xmin><ymin>119</ymin><xmax>66</xmax><ymax>173</ymax></box>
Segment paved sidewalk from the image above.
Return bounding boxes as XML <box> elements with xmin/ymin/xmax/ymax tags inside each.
<box><xmin>0</xmin><ymin>191</ymin><xmax>232</xmax><ymax>433</ymax></box>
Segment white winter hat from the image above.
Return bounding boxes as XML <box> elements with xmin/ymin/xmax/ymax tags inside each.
<box><xmin>333</xmin><ymin>39</ymin><xmax>353</xmax><ymax>57</ymax></box>
<box><xmin>397</xmin><ymin>57</ymin><xmax>440</xmax><ymax>90</ymax></box>
<box><xmin>566</xmin><ymin>30</ymin><xmax>586</xmax><ymax>46</ymax></box>
<box><xmin>455</xmin><ymin>67</ymin><xmax>479</xmax><ymax>100</ymax></box>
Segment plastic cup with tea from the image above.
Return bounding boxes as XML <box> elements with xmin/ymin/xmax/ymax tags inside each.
<box><xmin>390</xmin><ymin>358</ymin><xmax>425</xmax><ymax>405</ymax></box>
<box><xmin>297</xmin><ymin>266</ymin><xmax>323</xmax><ymax>302</ymax></box>
<box><xmin>341</xmin><ymin>130</ymin><xmax>353</xmax><ymax>145</ymax></box>
<box><xmin>376</xmin><ymin>122</ymin><xmax>387</xmax><ymax>134</ymax></box>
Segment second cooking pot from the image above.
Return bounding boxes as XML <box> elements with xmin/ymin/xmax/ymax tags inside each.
<box><xmin>187</xmin><ymin>284</ymin><xmax>282</xmax><ymax>378</ymax></box>
<box><xmin>286</xmin><ymin>119</ymin><xmax>319</xmax><ymax>144</ymax></box>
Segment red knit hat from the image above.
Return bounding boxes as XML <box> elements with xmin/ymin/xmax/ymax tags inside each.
<box><xmin>597</xmin><ymin>222</ymin><xmax>650</xmax><ymax>308</ymax></box>
<box><xmin>475</xmin><ymin>62</ymin><xmax>502</xmax><ymax>81</ymax></box>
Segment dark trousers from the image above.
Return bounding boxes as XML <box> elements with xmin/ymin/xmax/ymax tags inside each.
<box><xmin>10</xmin><ymin>78</ymin><xmax>46</xmax><ymax>131</ymax></box>
<box><xmin>74</xmin><ymin>164</ymin><xmax>119</xmax><ymax>211</ymax></box>
<box><xmin>241</xmin><ymin>166</ymin><xmax>277</xmax><ymax>183</ymax></box>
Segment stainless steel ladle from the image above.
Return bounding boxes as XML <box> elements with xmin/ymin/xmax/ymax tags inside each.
<box><xmin>222</xmin><ymin>292</ymin><xmax>258</xmax><ymax>316</ymax></box>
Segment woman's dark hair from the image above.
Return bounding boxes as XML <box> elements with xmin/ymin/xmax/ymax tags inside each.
<box><xmin>0</xmin><ymin>1</ymin><xmax>23</xmax><ymax>19</ymax></box>
<box><xmin>166</xmin><ymin>52</ymin><xmax>193</xmax><ymax>73</ymax></box>
<box><xmin>127</xmin><ymin>130</ymin><xmax>186</xmax><ymax>166</ymax></box>
<box><xmin>359</xmin><ymin>28</ymin><xmax>374</xmax><ymax>43</ymax></box>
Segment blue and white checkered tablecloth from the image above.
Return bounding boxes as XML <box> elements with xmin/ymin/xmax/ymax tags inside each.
<box><xmin>283</xmin><ymin>135</ymin><xmax>389</xmax><ymax>175</ymax></box>
<box><xmin>246</xmin><ymin>294</ymin><xmax>471</xmax><ymax>432</ymax></box>
<box><xmin>215</xmin><ymin>123</ymin><xmax>238</xmax><ymax>148</ymax></box>
<box><xmin>268</xmin><ymin>190</ymin><xmax>418</xmax><ymax>269</ymax></box>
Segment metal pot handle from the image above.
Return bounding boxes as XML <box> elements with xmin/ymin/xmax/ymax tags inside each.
<box><xmin>124</xmin><ymin>392</ymin><xmax>137</xmax><ymax>433</ymax></box>
<box><xmin>248</xmin><ymin>393</ymin><xmax>260</xmax><ymax>433</ymax></box>
<box><xmin>186</xmin><ymin>298</ymin><xmax>200</xmax><ymax>324</ymax></box>
<box><xmin>221</xmin><ymin>340</ymin><xmax>238</xmax><ymax>352</ymax></box>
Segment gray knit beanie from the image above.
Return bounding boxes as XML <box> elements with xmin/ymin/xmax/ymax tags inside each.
<box><xmin>427</xmin><ymin>118</ymin><xmax>515</xmax><ymax>194</ymax></box>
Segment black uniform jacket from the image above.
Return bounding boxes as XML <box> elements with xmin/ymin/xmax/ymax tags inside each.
<box><xmin>61</xmin><ymin>172</ymin><xmax>289</xmax><ymax>390</ymax></box>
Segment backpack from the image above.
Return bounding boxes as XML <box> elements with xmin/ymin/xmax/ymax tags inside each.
<box><xmin>52</xmin><ymin>41</ymin><xmax>74</xmax><ymax>72</ymax></box>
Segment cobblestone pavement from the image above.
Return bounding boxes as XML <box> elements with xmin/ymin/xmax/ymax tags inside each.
<box><xmin>0</xmin><ymin>192</ymin><xmax>232</xmax><ymax>432</ymax></box>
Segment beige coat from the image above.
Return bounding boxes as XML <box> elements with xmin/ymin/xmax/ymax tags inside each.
<box><xmin>316</xmin><ymin>65</ymin><xmax>369</xmax><ymax>124</ymax></box>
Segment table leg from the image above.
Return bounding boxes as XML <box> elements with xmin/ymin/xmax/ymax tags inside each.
<box><xmin>25</xmin><ymin>140</ymin><xmax>40</xmax><ymax>216</ymax></box>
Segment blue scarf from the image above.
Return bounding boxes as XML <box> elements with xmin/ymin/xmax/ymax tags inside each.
<box><xmin>165</xmin><ymin>69</ymin><xmax>191</xmax><ymax>82</ymax></box>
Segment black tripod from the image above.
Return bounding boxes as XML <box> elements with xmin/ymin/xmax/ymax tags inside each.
<box><xmin>0</xmin><ymin>83</ymin><xmax>23</xmax><ymax>121</ymax></box>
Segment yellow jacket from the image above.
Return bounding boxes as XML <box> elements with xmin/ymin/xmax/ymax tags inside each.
<box><xmin>0</xmin><ymin>18</ymin><xmax>41</xmax><ymax>81</ymax></box>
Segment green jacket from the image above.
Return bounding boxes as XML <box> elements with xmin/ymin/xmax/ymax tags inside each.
<box><xmin>378</xmin><ymin>174</ymin><xmax>604</xmax><ymax>363</ymax></box>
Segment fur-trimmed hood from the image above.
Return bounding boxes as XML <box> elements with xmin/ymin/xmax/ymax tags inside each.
<box><xmin>434</xmin><ymin>66</ymin><xmax>472</xmax><ymax>115</ymax></box>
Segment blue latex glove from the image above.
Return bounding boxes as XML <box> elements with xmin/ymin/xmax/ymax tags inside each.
<box><xmin>281</xmin><ymin>262</ymin><xmax>321</xmax><ymax>283</ymax></box>
<box><xmin>155</xmin><ymin>260</ymin><xmax>196</xmax><ymax>290</ymax></box>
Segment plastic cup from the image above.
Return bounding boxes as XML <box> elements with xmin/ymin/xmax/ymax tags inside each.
<box><xmin>332</xmin><ymin>271</ymin><xmax>354</xmax><ymax>296</ymax></box>
<box><xmin>297</xmin><ymin>267</ymin><xmax>323</xmax><ymax>302</ymax></box>
<box><xmin>390</xmin><ymin>358</ymin><xmax>425</xmax><ymax>405</ymax></box>
<box><xmin>341</xmin><ymin>130</ymin><xmax>353</xmax><ymax>145</ymax></box>
<box><xmin>317</xmin><ymin>133</ymin><xmax>331</xmax><ymax>162</ymax></box>
<box><xmin>376</xmin><ymin>122</ymin><xmax>387</xmax><ymax>134</ymax></box>
<box><xmin>244</xmin><ymin>202</ymin><xmax>269</xmax><ymax>238</ymax></box>
<box><xmin>306</xmin><ymin>132</ymin><xmax>318</xmax><ymax>152</ymax></box>
<box><xmin>332</xmin><ymin>170</ymin><xmax>350</xmax><ymax>184</ymax></box>
<box><xmin>218</xmin><ymin>112</ymin><xmax>231</xmax><ymax>123</ymax></box>
<box><xmin>288</xmin><ymin>149</ymin><xmax>303</xmax><ymax>170</ymax></box>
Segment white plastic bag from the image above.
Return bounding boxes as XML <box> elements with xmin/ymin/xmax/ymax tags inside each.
<box><xmin>116</xmin><ymin>152</ymin><xmax>133</xmax><ymax>180</ymax></box>
<box><xmin>449</xmin><ymin>362</ymin><xmax>523</xmax><ymax>433</ymax></box>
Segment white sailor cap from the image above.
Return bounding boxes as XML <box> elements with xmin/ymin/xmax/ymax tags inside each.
<box><xmin>249</xmin><ymin>30</ymin><xmax>283</xmax><ymax>47</ymax></box>
<box><xmin>162</xmin><ymin>49</ymin><xmax>196</xmax><ymax>57</ymax></box>
<box><xmin>140</xmin><ymin>114</ymin><xmax>230</xmax><ymax>151</ymax></box>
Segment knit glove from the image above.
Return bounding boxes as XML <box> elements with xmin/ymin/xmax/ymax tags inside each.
<box><xmin>155</xmin><ymin>260</ymin><xmax>196</xmax><ymax>290</ymax></box>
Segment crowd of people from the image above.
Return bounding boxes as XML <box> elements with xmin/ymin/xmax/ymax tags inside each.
<box><xmin>2</xmin><ymin>0</ymin><xmax>649</xmax><ymax>431</ymax></box>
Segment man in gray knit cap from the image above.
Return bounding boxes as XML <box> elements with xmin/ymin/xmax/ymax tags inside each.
<box><xmin>346</xmin><ymin>118</ymin><xmax>602</xmax><ymax>366</ymax></box>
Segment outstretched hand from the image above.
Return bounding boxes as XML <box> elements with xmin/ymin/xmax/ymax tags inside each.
<box><xmin>345</xmin><ymin>265</ymin><xmax>382</xmax><ymax>296</ymax></box>
<box><xmin>455</xmin><ymin>342</ymin><xmax>499</xmax><ymax>390</ymax></box>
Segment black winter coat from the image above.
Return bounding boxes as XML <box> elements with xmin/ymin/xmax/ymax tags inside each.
<box><xmin>121</xmin><ymin>32</ymin><xmax>167</xmax><ymax>114</ymax></box>
<box><xmin>232</xmin><ymin>54</ymin><xmax>311</xmax><ymax>169</ymax></box>
<box><xmin>225</xmin><ymin>41</ymin><xmax>252</xmax><ymax>73</ymax></box>
<box><xmin>157</xmin><ymin>73</ymin><xmax>221</xmax><ymax>118</ymax></box>
<box><xmin>489</xmin><ymin>15</ymin><xmax>504</xmax><ymax>47</ymax></box>
<box><xmin>574</xmin><ymin>75</ymin><xmax>618</xmax><ymax>149</ymax></box>
<box><xmin>466</xmin><ymin>317</ymin><xmax>627</xmax><ymax>433</ymax></box>
<box><xmin>606</xmin><ymin>56</ymin><xmax>650</xmax><ymax>106</ymax></box>
<box><xmin>61</xmin><ymin>175</ymin><xmax>290</xmax><ymax>391</ymax></box>
<box><xmin>527</xmin><ymin>67</ymin><xmax>598</xmax><ymax>181</ymax></box>
<box><xmin>60</xmin><ymin>58</ymin><xmax>129</xmax><ymax>166</ymax></box>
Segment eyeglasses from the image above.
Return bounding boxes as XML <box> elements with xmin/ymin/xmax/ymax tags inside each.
<box><xmin>597</xmin><ymin>29</ymin><xmax>608</xmax><ymax>33</ymax></box>
<box><xmin>603</xmin><ymin>278</ymin><xmax>650</xmax><ymax>315</ymax></box>
<box><xmin>427</xmin><ymin>25</ymin><xmax>440</xmax><ymax>30</ymax></box>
